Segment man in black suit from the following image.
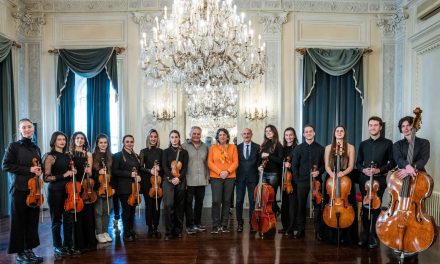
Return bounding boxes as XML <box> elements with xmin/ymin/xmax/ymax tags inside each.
<box><xmin>235</xmin><ymin>128</ymin><xmax>260</xmax><ymax>232</ymax></box>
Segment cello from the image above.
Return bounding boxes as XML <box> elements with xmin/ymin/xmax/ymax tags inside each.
<box><xmin>148</xmin><ymin>160</ymin><xmax>163</xmax><ymax>210</ymax></box>
<box><xmin>64</xmin><ymin>160</ymin><xmax>84</xmax><ymax>222</ymax></box>
<box><xmin>251</xmin><ymin>158</ymin><xmax>276</xmax><ymax>237</ymax></box>
<box><xmin>26</xmin><ymin>158</ymin><xmax>44</xmax><ymax>208</ymax></box>
<box><xmin>376</xmin><ymin>107</ymin><xmax>437</xmax><ymax>257</ymax></box>
<box><xmin>323</xmin><ymin>142</ymin><xmax>355</xmax><ymax>231</ymax></box>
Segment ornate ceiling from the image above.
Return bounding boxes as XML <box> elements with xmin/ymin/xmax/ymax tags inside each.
<box><xmin>16</xmin><ymin>0</ymin><xmax>399</xmax><ymax>14</ymax></box>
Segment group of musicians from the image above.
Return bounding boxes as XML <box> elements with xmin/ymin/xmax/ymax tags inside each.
<box><xmin>2</xmin><ymin>113</ymin><xmax>431</xmax><ymax>263</ymax></box>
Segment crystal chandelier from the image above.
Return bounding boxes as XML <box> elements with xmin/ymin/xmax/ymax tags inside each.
<box><xmin>187</xmin><ymin>83</ymin><xmax>238</xmax><ymax>128</ymax></box>
<box><xmin>140</xmin><ymin>0</ymin><xmax>266</xmax><ymax>88</ymax></box>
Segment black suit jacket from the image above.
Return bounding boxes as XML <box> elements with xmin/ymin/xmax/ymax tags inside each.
<box><xmin>236</xmin><ymin>142</ymin><xmax>260</xmax><ymax>183</ymax></box>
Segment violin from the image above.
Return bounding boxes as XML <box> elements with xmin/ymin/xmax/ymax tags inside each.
<box><xmin>376</xmin><ymin>107</ymin><xmax>437</xmax><ymax>256</ymax></box>
<box><xmin>98</xmin><ymin>158</ymin><xmax>114</xmax><ymax>197</ymax></box>
<box><xmin>311</xmin><ymin>165</ymin><xmax>322</xmax><ymax>205</ymax></box>
<box><xmin>251</xmin><ymin>158</ymin><xmax>276</xmax><ymax>236</ymax></box>
<box><xmin>323</xmin><ymin>142</ymin><xmax>355</xmax><ymax>229</ymax></box>
<box><xmin>363</xmin><ymin>161</ymin><xmax>381</xmax><ymax>217</ymax></box>
<box><xmin>148</xmin><ymin>160</ymin><xmax>163</xmax><ymax>210</ymax></box>
<box><xmin>282</xmin><ymin>156</ymin><xmax>293</xmax><ymax>194</ymax></box>
<box><xmin>64</xmin><ymin>160</ymin><xmax>84</xmax><ymax>221</ymax></box>
<box><xmin>127</xmin><ymin>167</ymin><xmax>141</xmax><ymax>206</ymax></box>
<box><xmin>171</xmin><ymin>160</ymin><xmax>182</xmax><ymax>178</ymax></box>
<box><xmin>26</xmin><ymin>158</ymin><xmax>44</xmax><ymax>208</ymax></box>
<box><xmin>81</xmin><ymin>163</ymin><xmax>97</xmax><ymax>204</ymax></box>
<box><xmin>98</xmin><ymin>158</ymin><xmax>114</xmax><ymax>215</ymax></box>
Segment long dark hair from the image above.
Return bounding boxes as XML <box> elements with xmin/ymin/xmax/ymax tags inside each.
<box><xmin>69</xmin><ymin>131</ymin><xmax>89</xmax><ymax>153</ymax></box>
<box><xmin>92</xmin><ymin>134</ymin><xmax>112</xmax><ymax>171</ymax></box>
<box><xmin>261</xmin><ymin>124</ymin><xmax>280</xmax><ymax>153</ymax></box>
<box><xmin>168</xmin><ymin>130</ymin><xmax>181</xmax><ymax>148</ymax></box>
<box><xmin>329</xmin><ymin>125</ymin><xmax>349</xmax><ymax>169</ymax></box>
<box><xmin>49</xmin><ymin>131</ymin><xmax>68</xmax><ymax>153</ymax></box>
<box><xmin>283</xmin><ymin>127</ymin><xmax>298</xmax><ymax>147</ymax></box>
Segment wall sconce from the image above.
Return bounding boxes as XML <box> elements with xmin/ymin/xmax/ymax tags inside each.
<box><xmin>245</xmin><ymin>107</ymin><xmax>268</xmax><ymax>121</ymax></box>
<box><xmin>153</xmin><ymin>109</ymin><xmax>176</xmax><ymax>121</ymax></box>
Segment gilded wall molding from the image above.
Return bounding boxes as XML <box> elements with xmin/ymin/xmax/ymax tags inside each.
<box><xmin>11</xmin><ymin>8</ymin><xmax>45</xmax><ymax>37</ymax></box>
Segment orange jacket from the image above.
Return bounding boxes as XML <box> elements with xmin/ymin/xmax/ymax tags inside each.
<box><xmin>208</xmin><ymin>144</ymin><xmax>239</xmax><ymax>179</ymax></box>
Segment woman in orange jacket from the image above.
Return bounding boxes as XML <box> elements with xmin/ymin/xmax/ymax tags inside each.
<box><xmin>208</xmin><ymin>128</ymin><xmax>239</xmax><ymax>234</ymax></box>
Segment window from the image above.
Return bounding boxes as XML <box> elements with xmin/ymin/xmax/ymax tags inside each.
<box><xmin>73</xmin><ymin>74</ymin><xmax>120</xmax><ymax>153</ymax></box>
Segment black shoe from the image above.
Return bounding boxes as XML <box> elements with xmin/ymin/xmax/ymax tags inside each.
<box><xmin>187</xmin><ymin>226</ymin><xmax>198</xmax><ymax>235</ymax></box>
<box><xmin>54</xmin><ymin>247</ymin><xmax>69</xmax><ymax>258</ymax></box>
<box><xmin>123</xmin><ymin>234</ymin><xmax>134</xmax><ymax>242</ymax></box>
<box><xmin>16</xmin><ymin>252</ymin><xmax>36</xmax><ymax>264</ymax></box>
<box><xmin>250</xmin><ymin>227</ymin><xmax>257</xmax><ymax>233</ymax></box>
<box><xmin>211</xmin><ymin>226</ymin><xmax>221</xmax><ymax>234</ymax></box>
<box><xmin>24</xmin><ymin>249</ymin><xmax>43</xmax><ymax>263</ymax></box>
<box><xmin>358</xmin><ymin>232</ymin><xmax>368</xmax><ymax>247</ymax></box>
<box><xmin>69</xmin><ymin>248</ymin><xmax>81</xmax><ymax>255</ymax></box>
<box><xmin>130</xmin><ymin>230</ymin><xmax>138</xmax><ymax>239</ymax></box>
<box><xmin>194</xmin><ymin>225</ymin><xmax>206</xmax><ymax>232</ymax></box>
<box><xmin>237</xmin><ymin>225</ymin><xmax>243</xmax><ymax>232</ymax></box>
<box><xmin>278</xmin><ymin>228</ymin><xmax>285</xmax><ymax>234</ymax></box>
<box><xmin>294</xmin><ymin>230</ymin><xmax>305</xmax><ymax>239</ymax></box>
<box><xmin>284</xmin><ymin>231</ymin><xmax>293</xmax><ymax>237</ymax></box>
<box><xmin>368</xmin><ymin>236</ymin><xmax>378</xmax><ymax>249</ymax></box>
<box><xmin>315</xmin><ymin>232</ymin><xmax>323</xmax><ymax>241</ymax></box>
<box><xmin>154</xmin><ymin>230</ymin><xmax>162</xmax><ymax>238</ymax></box>
<box><xmin>221</xmin><ymin>226</ymin><xmax>230</xmax><ymax>233</ymax></box>
<box><xmin>147</xmin><ymin>230</ymin><xmax>154</xmax><ymax>238</ymax></box>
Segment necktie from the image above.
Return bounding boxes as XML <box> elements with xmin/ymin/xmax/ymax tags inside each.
<box><xmin>246</xmin><ymin>144</ymin><xmax>250</xmax><ymax>159</ymax></box>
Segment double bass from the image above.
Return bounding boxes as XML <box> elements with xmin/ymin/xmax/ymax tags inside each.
<box><xmin>323</xmin><ymin>142</ymin><xmax>355</xmax><ymax>230</ymax></box>
<box><xmin>64</xmin><ymin>160</ymin><xmax>84</xmax><ymax>221</ymax></box>
<box><xmin>26</xmin><ymin>158</ymin><xmax>44</xmax><ymax>208</ymax></box>
<box><xmin>251</xmin><ymin>158</ymin><xmax>276</xmax><ymax>237</ymax></box>
<box><xmin>376</xmin><ymin>107</ymin><xmax>437</xmax><ymax>257</ymax></box>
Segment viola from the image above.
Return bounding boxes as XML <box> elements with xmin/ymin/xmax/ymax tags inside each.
<box><xmin>363</xmin><ymin>162</ymin><xmax>381</xmax><ymax>214</ymax></box>
<box><xmin>376</xmin><ymin>107</ymin><xmax>437</xmax><ymax>256</ymax></box>
<box><xmin>26</xmin><ymin>158</ymin><xmax>44</xmax><ymax>208</ymax></box>
<box><xmin>282</xmin><ymin>156</ymin><xmax>293</xmax><ymax>194</ymax></box>
<box><xmin>148</xmin><ymin>160</ymin><xmax>163</xmax><ymax>210</ymax></box>
<box><xmin>251</xmin><ymin>158</ymin><xmax>276</xmax><ymax>236</ymax></box>
<box><xmin>127</xmin><ymin>167</ymin><xmax>141</xmax><ymax>206</ymax></box>
<box><xmin>311</xmin><ymin>165</ymin><xmax>322</xmax><ymax>205</ymax></box>
<box><xmin>64</xmin><ymin>160</ymin><xmax>84</xmax><ymax>221</ymax></box>
<box><xmin>81</xmin><ymin>162</ymin><xmax>97</xmax><ymax>204</ymax></box>
<box><xmin>98</xmin><ymin>158</ymin><xmax>114</xmax><ymax>215</ymax></box>
<box><xmin>323</xmin><ymin>142</ymin><xmax>355</xmax><ymax>229</ymax></box>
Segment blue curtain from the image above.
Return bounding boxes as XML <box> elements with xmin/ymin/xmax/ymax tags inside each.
<box><xmin>0</xmin><ymin>35</ymin><xmax>15</xmax><ymax>217</ymax></box>
<box><xmin>87</xmin><ymin>70</ymin><xmax>110</xmax><ymax>147</ymax></box>
<box><xmin>56</xmin><ymin>48</ymin><xmax>118</xmax><ymax>140</ymax></box>
<box><xmin>303</xmin><ymin>49</ymin><xmax>363</xmax><ymax>149</ymax></box>
<box><xmin>58</xmin><ymin>70</ymin><xmax>75</xmax><ymax>138</ymax></box>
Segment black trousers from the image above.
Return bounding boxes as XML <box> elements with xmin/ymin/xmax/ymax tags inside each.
<box><xmin>280</xmin><ymin>191</ymin><xmax>295</xmax><ymax>230</ymax></box>
<box><xmin>163</xmin><ymin>181</ymin><xmax>185</xmax><ymax>236</ymax></box>
<box><xmin>113</xmin><ymin>193</ymin><xmax>121</xmax><ymax>220</ymax></box>
<box><xmin>118</xmin><ymin>194</ymin><xmax>136</xmax><ymax>236</ymax></box>
<box><xmin>185</xmin><ymin>186</ymin><xmax>206</xmax><ymax>227</ymax></box>
<box><xmin>289</xmin><ymin>181</ymin><xmax>310</xmax><ymax>233</ymax></box>
<box><xmin>8</xmin><ymin>189</ymin><xmax>40</xmax><ymax>254</ymax></box>
<box><xmin>75</xmin><ymin>203</ymin><xmax>96</xmax><ymax>250</ymax></box>
<box><xmin>235</xmin><ymin>179</ymin><xmax>257</xmax><ymax>226</ymax></box>
<box><xmin>48</xmin><ymin>188</ymin><xmax>75</xmax><ymax>248</ymax></box>
<box><xmin>143</xmin><ymin>192</ymin><xmax>162</xmax><ymax>230</ymax></box>
<box><xmin>359</xmin><ymin>175</ymin><xmax>387</xmax><ymax>239</ymax></box>
<box><xmin>211</xmin><ymin>178</ymin><xmax>235</xmax><ymax>228</ymax></box>
<box><xmin>262</xmin><ymin>172</ymin><xmax>280</xmax><ymax>214</ymax></box>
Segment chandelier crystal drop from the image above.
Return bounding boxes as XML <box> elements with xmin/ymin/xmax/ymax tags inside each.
<box><xmin>140</xmin><ymin>0</ymin><xmax>267</xmax><ymax>88</ymax></box>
